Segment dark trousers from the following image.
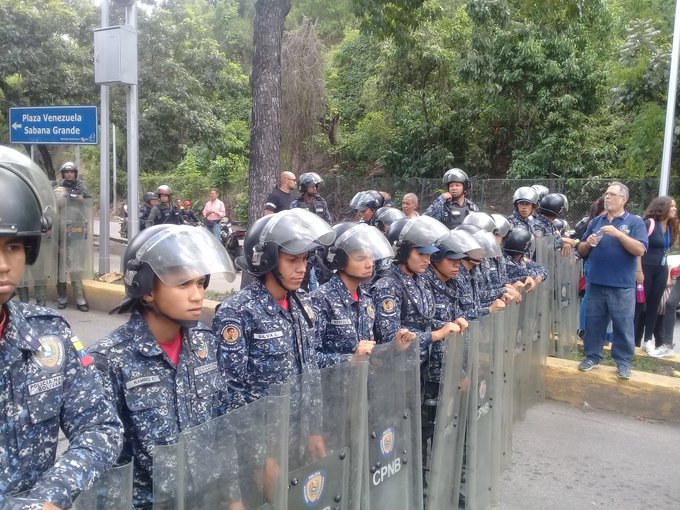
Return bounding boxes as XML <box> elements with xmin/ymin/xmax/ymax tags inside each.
<box><xmin>634</xmin><ymin>263</ymin><xmax>668</xmax><ymax>345</ymax></box>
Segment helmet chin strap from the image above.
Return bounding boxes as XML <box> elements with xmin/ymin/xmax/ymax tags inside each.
<box><xmin>143</xmin><ymin>301</ymin><xmax>198</xmax><ymax>329</ymax></box>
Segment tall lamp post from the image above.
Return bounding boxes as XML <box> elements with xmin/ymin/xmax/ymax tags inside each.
<box><xmin>660</xmin><ymin>0</ymin><xmax>680</xmax><ymax>196</ymax></box>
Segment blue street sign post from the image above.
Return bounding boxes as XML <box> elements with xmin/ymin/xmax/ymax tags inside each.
<box><xmin>9</xmin><ymin>106</ymin><xmax>98</xmax><ymax>145</ymax></box>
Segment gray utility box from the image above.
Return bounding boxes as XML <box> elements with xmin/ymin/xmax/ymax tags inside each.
<box><xmin>94</xmin><ymin>25</ymin><xmax>138</xmax><ymax>86</ymax></box>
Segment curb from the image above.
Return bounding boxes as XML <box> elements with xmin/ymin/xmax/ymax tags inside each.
<box><xmin>75</xmin><ymin>280</ymin><xmax>680</xmax><ymax>424</ymax></box>
<box><xmin>545</xmin><ymin>357</ymin><xmax>680</xmax><ymax>423</ymax></box>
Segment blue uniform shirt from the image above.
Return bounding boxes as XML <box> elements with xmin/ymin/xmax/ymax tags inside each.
<box><xmin>89</xmin><ymin>312</ymin><xmax>229</xmax><ymax>509</ymax></box>
<box><xmin>310</xmin><ymin>274</ymin><xmax>376</xmax><ymax>368</ymax></box>
<box><xmin>424</xmin><ymin>196</ymin><xmax>479</xmax><ymax>229</ymax></box>
<box><xmin>372</xmin><ymin>264</ymin><xmax>438</xmax><ymax>365</ymax></box>
<box><xmin>212</xmin><ymin>280</ymin><xmax>319</xmax><ymax>408</ymax></box>
<box><xmin>0</xmin><ymin>301</ymin><xmax>122</xmax><ymax>510</ymax></box>
<box><xmin>582</xmin><ymin>211</ymin><xmax>648</xmax><ymax>288</ymax></box>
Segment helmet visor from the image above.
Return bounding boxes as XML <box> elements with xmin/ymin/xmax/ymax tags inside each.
<box><xmin>335</xmin><ymin>224</ymin><xmax>394</xmax><ymax>262</ymax></box>
<box><xmin>349</xmin><ymin>191</ymin><xmax>370</xmax><ymax>211</ymax></box>
<box><xmin>440</xmin><ymin>230</ymin><xmax>485</xmax><ymax>260</ymax></box>
<box><xmin>136</xmin><ymin>225</ymin><xmax>236</xmax><ymax>284</ymax></box>
<box><xmin>262</xmin><ymin>208</ymin><xmax>335</xmax><ymax>254</ymax></box>
<box><xmin>472</xmin><ymin>230</ymin><xmax>502</xmax><ymax>258</ymax></box>
<box><xmin>399</xmin><ymin>216</ymin><xmax>449</xmax><ymax>247</ymax></box>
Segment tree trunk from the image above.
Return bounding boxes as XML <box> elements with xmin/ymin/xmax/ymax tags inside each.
<box><xmin>37</xmin><ymin>144</ymin><xmax>56</xmax><ymax>181</ymax></box>
<box><xmin>247</xmin><ymin>0</ymin><xmax>291</xmax><ymax>226</ymax></box>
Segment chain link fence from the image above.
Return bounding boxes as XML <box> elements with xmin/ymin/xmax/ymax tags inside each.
<box><xmin>322</xmin><ymin>175</ymin><xmax>680</xmax><ymax>227</ymax></box>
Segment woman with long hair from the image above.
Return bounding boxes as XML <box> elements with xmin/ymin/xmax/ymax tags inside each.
<box><xmin>635</xmin><ymin>196</ymin><xmax>678</xmax><ymax>355</ymax></box>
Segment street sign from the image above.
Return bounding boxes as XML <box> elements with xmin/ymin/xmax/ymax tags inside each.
<box><xmin>9</xmin><ymin>106</ymin><xmax>98</xmax><ymax>145</ymax></box>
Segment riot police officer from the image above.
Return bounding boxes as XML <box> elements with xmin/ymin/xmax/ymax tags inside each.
<box><xmin>212</xmin><ymin>208</ymin><xmax>335</xmax><ymax>408</ymax></box>
<box><xmin>138</xmin><ymin>191</ymin><xmax>157</xmax><ymax>231</ymax></box>
<box><xmin>507</xmin><ymin>186</ymin><xmax>539</xmax><ymax>231</ymax></box>
<box><xmin>290</xmin><ymin>172</ymin><xmax>332</xmax><ymax>223</ymax></box>
<box><xmin>534</xmin><ymin>193</ymin><xmax>576</xmax><ymax>256</ymax></box>
<box><xmin>145</xmin><ymin>184</ymin><xmax>183</xmax><ymax>227</ymax></box>
<box><xmin>423</xmin><ymin>168</ymin><xmax>479</xmax><ymax>228</ymax></box>
<box><xmin>372</xmin><ymin>216</ymin><xmax>459</xmax><ymax>365</ymax></box>
<box><xmin>54</xmin><ymin>161</ymin><xmax>93</xmax><ymax>312</ymax></box>
<box><xmin>349</xmin><ymin>190</ymin><xmax>385</xmax><ymax>225</ymax></box>
<box><xmin>89</xmin><ymin>224</ymin><xmax>240</xmax><ymax>510</ymax></box>
<box><xmin>0</xmin><ymin>148</ymin><xmax>123</xmax><ymax>509</ymax></box>
<box><xmin>311</xmin><ymin>222</ymin><xmax>393</xmax><ymax>368</ymax></box>
<box><xmin>503</xmin><ymin>228</ymin><xmax>547</xmax><ymax>286</ymax></box>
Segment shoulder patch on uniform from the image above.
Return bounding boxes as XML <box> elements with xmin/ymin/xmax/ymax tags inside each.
<box><xmin>366</xmin><ymin>304</ymin><xmax>375</xmax><ymax>319</ymax></box>
<box><xmin>33</xmin><ymin>336</ymin><xmax>65</xmax><ymax>373</ymax></box>
<box><xmin>381</xmin><ymin>299</ymin><xmax>396</xmax><ymax>314</ymax></box>
<box><xmin>303</xmin><ymin>304</ymin><xmax>316</xmax><ymax>321</ymax></box>
<box><xmin>193</xmin><ymin>337</ymin><xmax>209</xmax><ymax>360</ymax></box>
<box><xmin>222</xmin><ymin>325</ymin><xmax>242</xmax><ymax>345</ymax></box>
<box><xmin>70</xmin><ymin>335</ymin><xmax>94</xmax><ymax>367</ymax></box>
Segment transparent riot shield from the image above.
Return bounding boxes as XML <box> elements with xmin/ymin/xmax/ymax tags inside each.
<box><xmin>535</xmin><ymin>236</ymin><xmax>556</xmax><ymax>356</ymax></box>
<box><xmin>464</xmin><ymin>317</ymin><xmax>498</xmax><ymax>510</ymax></box>
<box><xmin>270</xmin><ymin>360</ymin><xmax>368</xmax><ymax>510</ymax></box>
<box><xmin>152</xmin><ymin>395</ymin><xmax>289</xmax><ymax>510</ymax></box>
<box><xmin>553</xmin><ymin>253</ymin><xmax>581</xmax><ymax>357</ymax></box>
<box><xmin>72</xmin><ymin>462</ymin><xmax>134</xmax><ymax>509</ymax></box>
<box><xmin>513</xmin><ymin>291</ymin><xmax>530</xmax><ymax>422</ymax></box>
<box><xmin>500</xmin><ymin>302</ymin><xmax>519</xmax><ymax>471</ymax></box>
<box><xmin>425</xmin><ymin>332</ymin><xmax>467</xmax><ymax>510</ymax></box>
<box><xmin>365</xmin><ymin>340</ymin><xmax>423</xmax><ymax>510</ymax></box>
<box><xmin>55</xmin><ymin>189</ymin><xmax>94</xmax><ymax>282</ymax></box>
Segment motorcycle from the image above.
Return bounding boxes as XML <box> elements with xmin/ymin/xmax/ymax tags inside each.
<box><xmin>220</xmin><ymin>217</ymin><xmax>246</xmax><ymax>270</ymax></box>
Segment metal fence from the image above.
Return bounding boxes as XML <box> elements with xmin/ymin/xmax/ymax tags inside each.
<box><xmin>322</xmin><ymin>175</ymin><xmax>680</xmax><ymax>227</ymax></box>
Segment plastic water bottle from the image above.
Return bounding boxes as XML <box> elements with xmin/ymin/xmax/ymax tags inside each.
<box><xmin>636</xmin><ymin>283</ymin><xmax>645</xmax><ymax>304</ymax></box>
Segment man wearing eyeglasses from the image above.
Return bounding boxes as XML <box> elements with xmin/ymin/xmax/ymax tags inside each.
<box><xmin>264</xmin><ymin>171</ymin><xmax>297</xmax><ymax>216</ymax></box>
<box><xmin>577</xmin><ymin>181</ymin><xmax>648</xmax><ymax>380</ymax></box>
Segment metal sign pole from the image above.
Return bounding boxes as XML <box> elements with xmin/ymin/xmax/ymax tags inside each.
<box><xmin>660</xmin><ymin>0</ymin><xmax>680</xmax><ymax>196</ymax></box>
<box><xmin>99</xmin><ymin>0</ymin><xmax>111</xmax><ymax>274</ymax></box>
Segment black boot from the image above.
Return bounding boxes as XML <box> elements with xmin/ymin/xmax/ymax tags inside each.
<box><xmin>57</xmin><ymin>282</ymin><xmax>68</xmax><ymax>309</ymax></box>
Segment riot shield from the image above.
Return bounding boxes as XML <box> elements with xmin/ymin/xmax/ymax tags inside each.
<box><xmin>152</xmin><ymin>395</ymin><xmax>289</xmax><ymax>510</ymax></box>
<box><xmin>55</xmin><ymin>190</ymin><xmax>94</xmax><ymax>282</ymax></box>
<box><xmin>424</xmin><ymin>332</ymin><xmax>467</xmax><ymax>510</ymax></box>
<box><xmin>464</xmin><ymin>317</ymin><xmax>498</xmax><ymax>510</ymax></box>
<box><xmin>528</xmin><ymin>237</ymin><xmax>553</xmax><ymax>406</ymax></box>
<box><xmin>535</xmin><ymin>236</ymin><xmax>556</xmax><ymax>356</ymax></box>
<box><xmin>513</xmin><ymin>289</ymin><xmax>531</xmax><ymax>422</ymax></box>
<box><xmin>500</xmin><ymin>303</ymin><xmax>520</xmax><ymax>471</ymax></box>
<box><xmin>72</xmin><ymin>461</ymin><xmax>134</xmax><ymax>509</ymax></box>
<box><xmin>365</xmin><ymin>340</ymin><xmax>423</xmax><ymax>510</ymax></box>
<box><xmin>270</xmin><ymin>360</ymin><xmax>368</xmax><ymax>510</ymax></box>
<box><xmin>553</xmin><ymin>253</ymin><xmax>580</xmax><ymax>357</ymax></box>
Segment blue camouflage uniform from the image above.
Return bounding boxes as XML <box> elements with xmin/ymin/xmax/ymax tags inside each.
<box><xmin>532</xmin><ymin>212</ymin><xmax>564</xmax><ymax>251</ymax></box>
<box><xmin>212</xmin><ymin>280</ymin><xmax>320</xmax><ymax>408</ymax></box>
<box><xmin>138</xmin><ymin>204</ymin><xmax>152</xmax><ymax>231</ymax></box>
<box><xmin>424</xmin><ymin>196</ymin><xmax>479</xmax><ymax>229</ymax></box>
<box><xmin>0</xmin><ymin>301</ymin><xmax>122</xmax><ymax>510</ymax></box>
<box><xmin>89</xmin><ymin>312</ymin><xmax>231</xmax><ymax>509</ymax></box>
<box><xmin>453</xmin><ymin>264</ymin><xmax>490</xmax><ymax>322</ymax></box>
<box><xmin>372</xmin><ymin>263</ymin><xmax>441</xmax><ymax>365</ymax></box>
<box><xmin>290</xmin><ymin>195</ymin><xmax>332</xmax><ymax>224</ymax></box>
<box><xmin>505</xmin><ymin>255</ymin><xmax>548</xmax><ymax>283</ymax></box>
<box><xmin>310</xmin><ymin>274</ymin><xmax>376</xmax><ymax>368</ymax></box>
<box><xmin>506</xmin><ymin>211</ymin><xmax>535</xmax><ymax>231</ymax></box>
<box><xmin>420</xmin><ymin>267</ymin><xmax>463</xmax><ymax>383</ymax></box>
<box><xmin>478</xmin><ymin>259</ymin><xmax>508</xmax><ymax>307</ymax></box>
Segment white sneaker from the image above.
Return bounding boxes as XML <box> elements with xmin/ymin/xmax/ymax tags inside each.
<box><xmin>643</xmin><ymin>340</ymin><xmax>657</xmax><ymax>355</ymax></box>
<box><xmin>655</xmin><ymin>345</ymin><xmax>675</xmax><ymax>358</ymax></box>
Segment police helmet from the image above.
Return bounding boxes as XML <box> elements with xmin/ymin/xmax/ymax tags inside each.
<box><xmin>326</xmin><ymin>223</ymin><xmax>393</xmax><ymax>271</ymax></box>
<box><xmin>513</xmin><ymin>186</ymin><xmax>539</xmax><ymax>206</ymax></box>
<box><xmin>431</xmin><ymin>230</ymin><xmax>484</xmax><ymax>262</ymax></box>
<box><xmin>538</xmin><ymin>193</ymin><xmax>567</xmax><ymax>218</ymax></box>
<box><xmin>463</xmin><ymin>212</ymin><xmax>496</xmax><ymax>233</ymax></box>
<box><xmin>59</xmin><ymin>161</ymin><xmax>78</xmax><ymax>179</ymax></box>
<box><xmin>556</xmin><ymin>193</ymin><xmax>569</xmax><ymax>212</ymax></box>
<box><xmin>298</xmin><ymin>172</ymin><xmax>324</xmax><ymax>193</ymax></box>
<box><xmin>240</xmin><ymin>208</ymin><xmax>335</xmax><ymax>276</ymax></box>
<box><xmin>503</xmin><ymin>227</ymin><xmax>534</xmax><ymax>257</ymax></box>
<box><xmin>491</xmin><ymin>214</ymin><xmax>512</xmax><ymax>238</ymax></box>
<box><xmin>454</xmin><ymin>224</ymin><xmax>501</xmax><ymax>258</ymax></box>
<box><xmin>373</xmin><ymin>207</ymin><xmax>405</xmax><ymax>233</ymax></box>
<box><xmin>531</xmin><ymin>184</ymin><xmax>549</xmax><ymax>201</ymax></box>
<box><xmin>157</xmin><ymin>184</ymin><xmax>173</xmax><ymax>197</ymax></box>
<box><xmin>552</xmin><ymin>218</ymin><xmax>569</xmax><ymax>235</ymax></box>
<box><xmin>443</xmin><ymin>168</ymin><xmax>471</xmax><ymax>191</ymax></box>
<box><xmin>388</xmin><ymin>216</ymin><xmax>449</xmax><ymax>263</ymax></box>
<box><xmin>0</xmin><ymin>166</ymin><xmax>51</xmax><ymax>265</ymax></box>
<box><xmin>143</xmin><ymin>192</ymin><xmax>157</xmax><ymax>205</ymax></box>
<box><xmin>114</xmin><ymin>224</ymin><xmax>235</xmax><ymax>313</ymax></box>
